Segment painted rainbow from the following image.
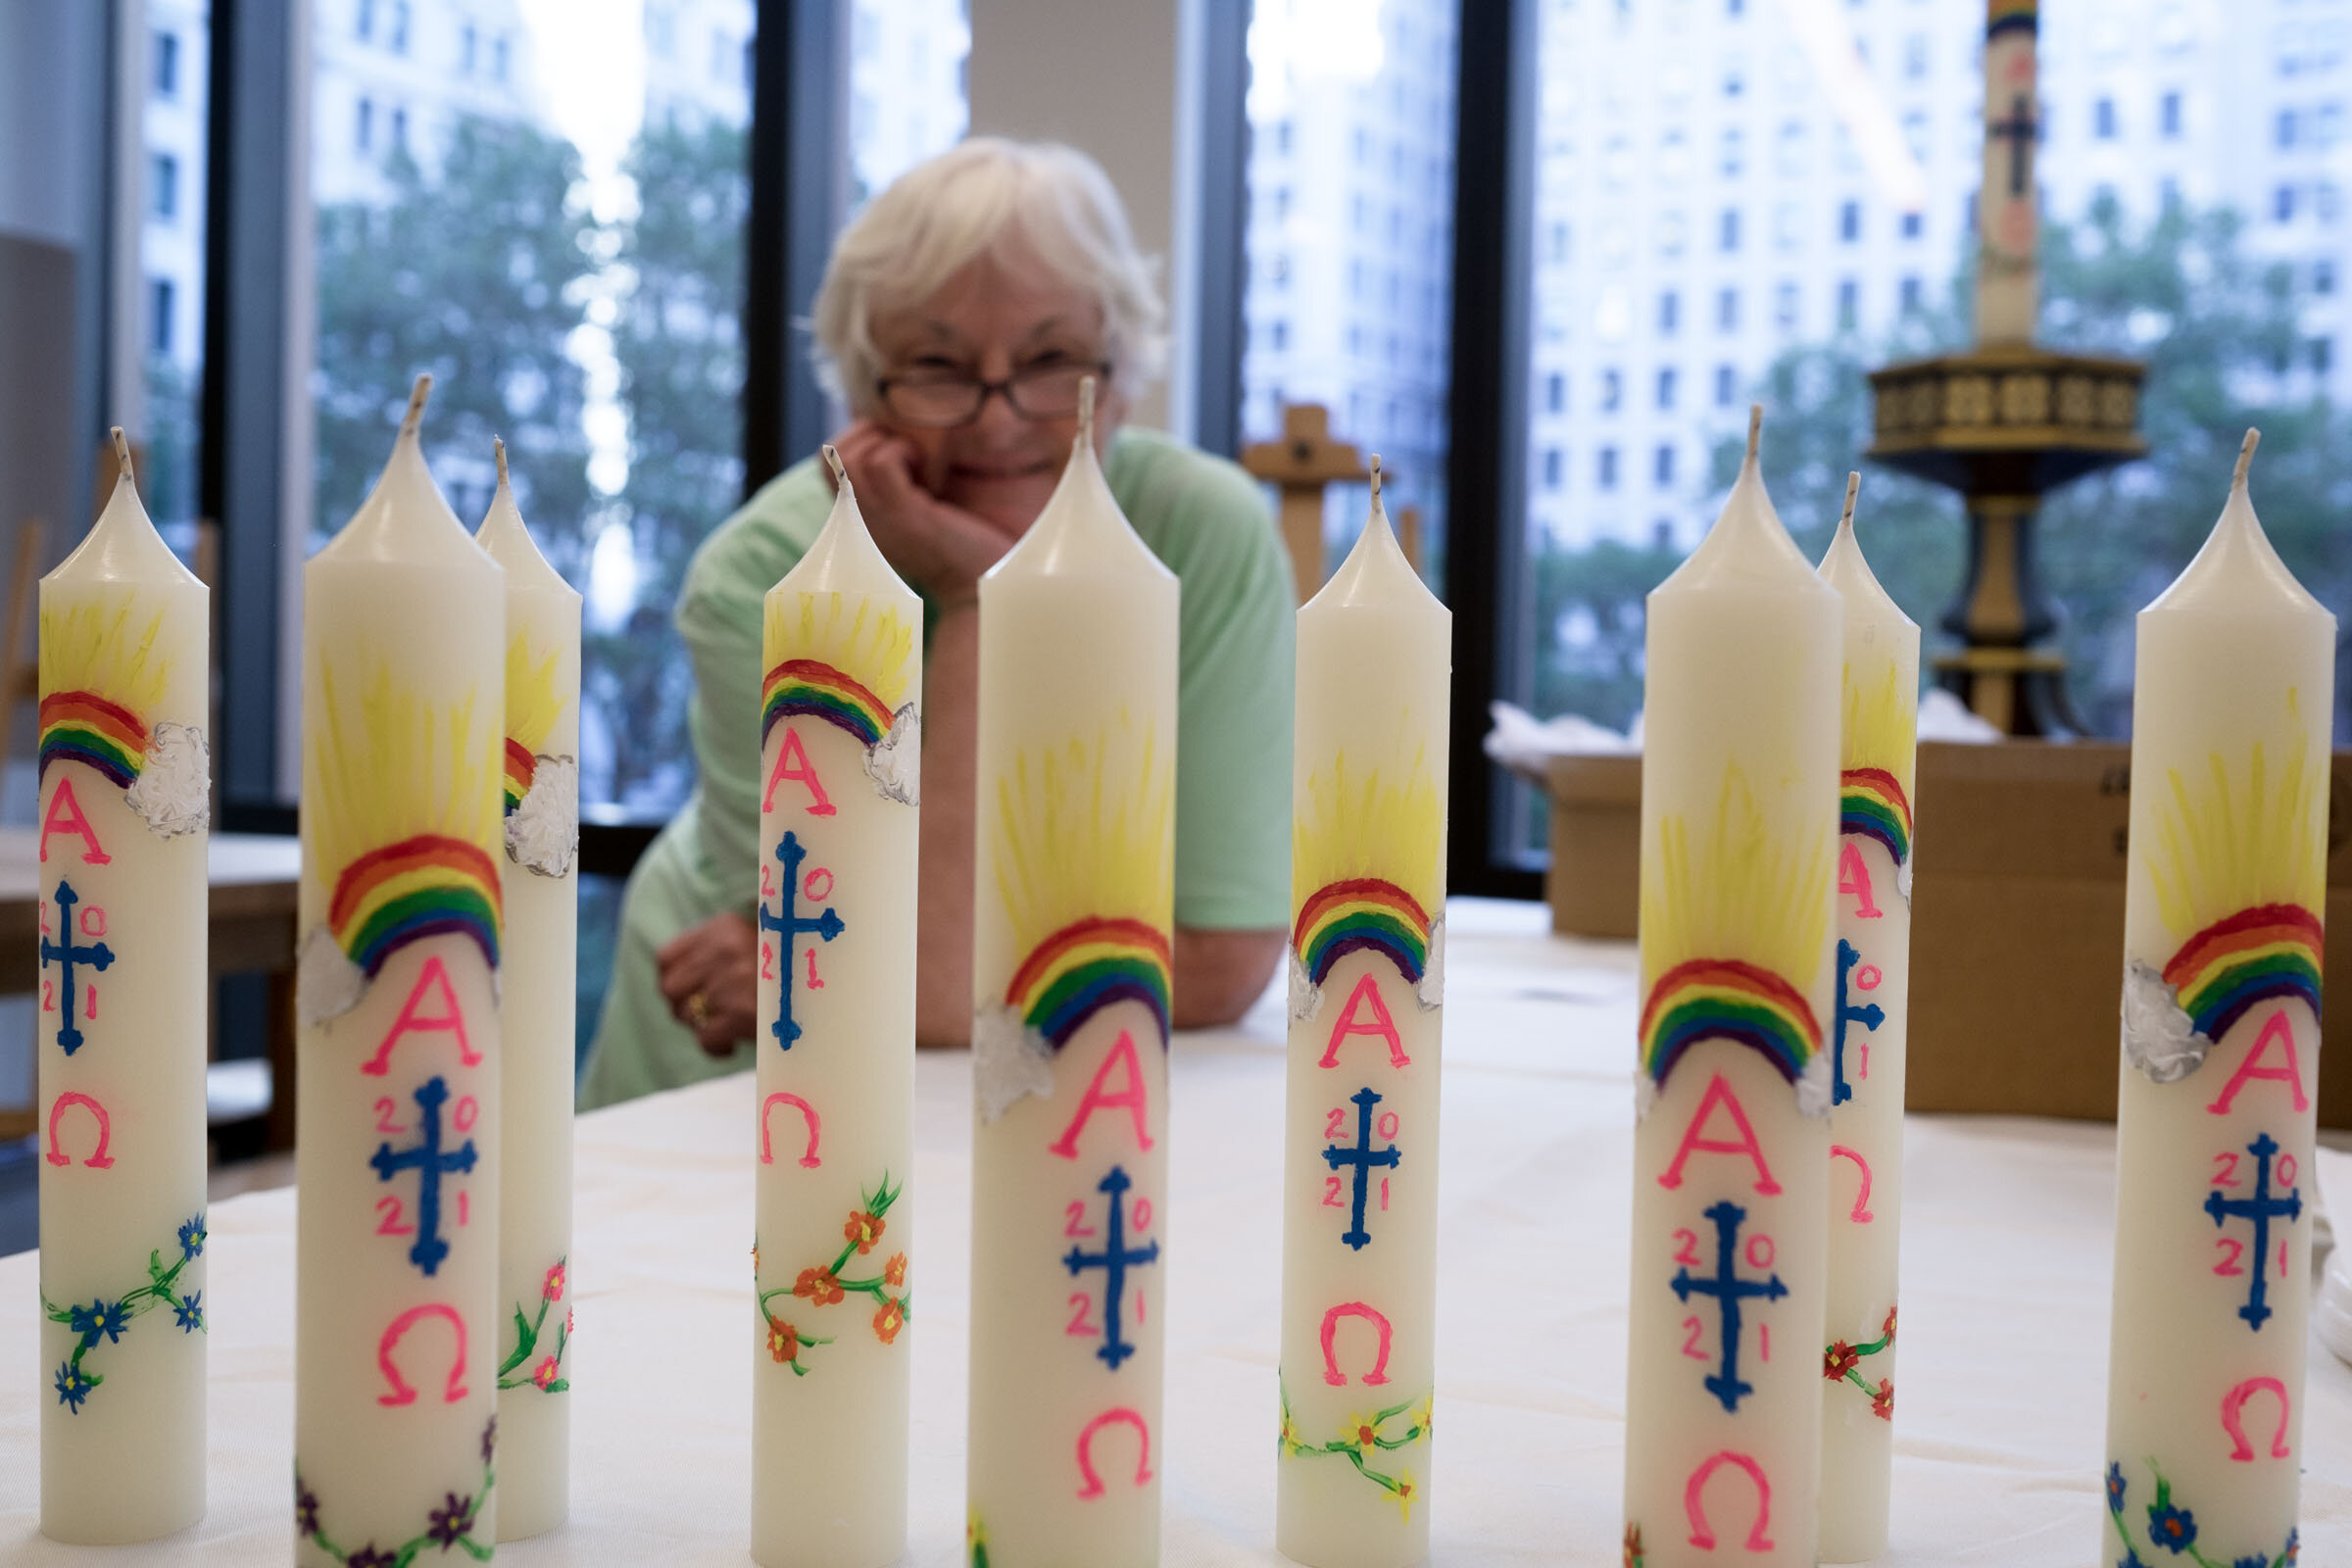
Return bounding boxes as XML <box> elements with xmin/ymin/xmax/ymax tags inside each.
<box><xmin>1004</xmin><ymin>915</ymin><xmax>1172</xmax><ymax>1050</ymax></box>
<box><xmin>503</xmin><ymin>738</ymin><xmax>536</xmax><ymax>815</ymax></box>
<box><xmin>2162</xmin><ymin>903</ymin><xmax>2323</xmax><ymax>1043</ymax></box>
<box><xmin>328</xmin><ymin>833</ymin><xmax>503</xmax><ymax>979</ymax></box>
<box><xmin>1987</xmin><ymin>0</ymin><xmax>2036</xmax><ymax>37</ymax></box>
<box><xmin>1839</xmin><ymin>767</ymin><xmax>1912</xmax><ymax>866</ymax></box>
<box><xmin>38</xmin><ymin>690</ymin><xmax>149</xmax><ymax>790</ymax></box>
<box><xmin>1641</xmin><ymin>957</ymin><xmax>1824</xmax><ymax>1093</ymax></box>
<box><xmin>762</xmin><ymin>659</ymin><xmax>893</xmax><ymax>750</ymax></box>
<box><xmin>1293</xmin><ymin>877</ymin><xmax>1433</xmax><ymax>987</ymax></box>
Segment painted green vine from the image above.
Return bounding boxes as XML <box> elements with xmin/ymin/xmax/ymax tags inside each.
<box><xmin>1822</xmin><ymin>1303</ymin><xmax>1896</xmax><ymax>1420</ymax></box>
<box><xmin>496</xmin><ymin>1255</ymin><xmax>571</xmax><ymax>1393</ymax></box>
<box><xmin>294</xmin><ymin>1415</ymin><xmax>497</xmax><ymax>1566</ymax></box>
<box><xmin>2106</xmin><ymin>1459</ymin><xmax>2299</xmax><ymax>1568</ymax></box>
<box><xmin>44</xmin><ymin>1212</ymin><xmax>207</xmax><ymax>1413</ymax></box>
<box><xmin>1276</xmin><ymin>1378</ymin><xmax>1430</xmax><ymax>1520</ymax></box>
<box><xmin>754</xmin><ymin>1173</ymin><xmax>909</xmax><ymax>1376</ymax></box>
<box><xmin>1623</xmin><ymin>1520</ymin><xmax>1645</xmax><ymax>1568</ymax></box>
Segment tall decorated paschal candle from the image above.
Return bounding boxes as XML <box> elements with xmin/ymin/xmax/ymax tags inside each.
<box><xmin>2102</xmin><ymin>432</ymin><xmax>2333</xmax><ymax>1568</ymax></box>
<box><xmin>751</xmin><ymin>447</ymin><xmax>921</xmax><ymax>1568</ymax></box>
<box><xmin>1623</xmin><ymin>409</ymin><xmax>1839</xmax><ymax>1568</ymax></box>
<box><xmin>966</xmin><ymin>380</ymin><xmax>1178</xmax><ymax>1568</ymax></box>
<box><xmin>295</xmin><ymin>376</ymin><xmax>506</xmax><ymax>1564</ymax></box>
<box><xmin>1275</xmin><ymin>460</ymin><xmax>1448</xmax><ymax>1567</ymax></box>
<box><xmin>1977</xmin><ymin>0</ymin><xmax>2039</xmax><ymax>343</ymax></box>
<box><xmin>36</xmin><ymin>430</ymin><xmax>212</xmax><ymax>1544</ymax></box>
<box><xmin>1813</xmin><ymin>476</ymin><xmax>1919</xmax><ymax>1565</ymax></box>
<box><xmin>475</xmin><ymin>440</ymin><xmax>580</xmax><ymax>1542</ymax></box>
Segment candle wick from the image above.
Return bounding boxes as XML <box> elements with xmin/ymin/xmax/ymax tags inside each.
<box><xmin>110</xmin><ymin>426</ymin><xmax>131</xmax><ymax>478</ymax></box>
<box><xmin>1840</xmin><ymin>471</ymin><xmax>1860</xmax><ymax>531</ymax></box>
<box><xmin>1368</xmin><ymin>454</ymin><xmax>1383</xmax><ymax>507</ymax></box>
<box><xmin>2233</xmin><ymin>427</ymin><xmax>2259</xmax><ymax>490</ymax></box>
<box><xmin>821</xmin><ymin>443</ymin><xmax>848</xmax><ymax>490</ymax></box>
<box><xmin>402</xmin><ymin>372</ymin><xmax>433</xmax><ymax>435</ymax></box>
<box><xmin>493</xmin><ymin>437</ymin><xmax>509</xmax><ymax>489</ymax></box>
<box><xmin>1745</xmin><ymin>404</ymin><xmax>1763</xmax><ymax>467</ymax></box>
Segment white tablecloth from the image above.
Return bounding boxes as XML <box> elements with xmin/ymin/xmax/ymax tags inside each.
<box><xmin>4</xmin><ymin>899</ymin><xmax>2347</xmax><ymax>1564</ymax></box>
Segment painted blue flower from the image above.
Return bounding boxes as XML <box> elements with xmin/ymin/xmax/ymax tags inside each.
<box><xmin>172</xmin><ymin>1292</ymin><xmax>203</xmax><ymax>1332</ymax></box>
<box><xmin>2106</xmin><ymin>1462</ymin><xmax>2127</xmax><ymax>1513</ymax></box>
<box><xmin>2117</xmin><ymin>1552</ymin><xmax>2147</xmax><ymax>1568</ymax></box>
<box><xmin>2236</xmin><ymin>1554</ymin><xmax>2275</xmax><ymax>1568</ymax></box>
<box><xmin>2285</xmin><ymin>1527</ymin><xmax>2300</xmax><ymax>1564</ymax></box>
<box><xmin>177</xmin><ymin>1214</ymin><xmax>207</xmax><ymax>1262</ymax></box>
<box><xmin>53</xmin><ymin>1360</ymin><xmax>91</xmax><ymax>1412</ymax></box>
<box><xmin>66</xmin><ymin>1301</ymin><xmax>100</xmax><ymax>1340</ymax></box>
<box><xmin>85</xmin><ymin>1298</ymin><xmax>129</xmax><ymax>1345</ymax></box>
<box><xmin>2146</xmin><ymin>1499</ymin><xmax>2197</xmax><ymax>1554</ymax></box>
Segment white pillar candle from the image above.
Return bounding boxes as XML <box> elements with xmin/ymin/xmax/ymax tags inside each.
<box><xmin>1275</xmin><ymin>461</ymin><xmax>1447</xmax><ymax>1568</ymax></box>
<box><xmin>750</xmin><ymin>448</ymin><xmax>920</xmax><ymax>1568</ymax></box>
<box><xmin>475</xmin><ymin>441</ymin><xmax>580</xmax><ymax>1543</ymax></box>
<box><xmin>1813</xmin><ymin>477</ymin><xmax>1919</xmax><ymax>1565</ymax></box>
<box><xmin>2103</xmin><ymin>433</ymin><xmax>2332</xmax><ymax>1568</ymax></box>
<box><xmin>967</xmin><ymin>382</ymin><xmax>1178</xmax><ymax>1568</ymax></box>
<box><xmin>1623</xmin><ymin>411</ymin><xmax>1839</xmax><ymax>1568</ymax></box>
<box><xmin>36</xmin><ymin>430</ymin><xmax>211</xmax><ymax>1544</ymax></box>
<box><xmin>1977</xmin><ymin>0</ymin><xmax>2040</xmax><ymax>344</ymax></box>
<box><xmin>295</xmin><ymin>377</ymin><xmax>506</xmax><ymax>1564</ymax></box>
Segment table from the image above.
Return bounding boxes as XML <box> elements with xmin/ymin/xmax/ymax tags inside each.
<box><xmin>3</xmin><ymin>900</ymin><xmax>2346</xmax><ymax>1563</ymax></box>
<box><xmin>0</xmin><ymin>828</ymin><xmax>301</xmax><ymax>1145</ymax></box>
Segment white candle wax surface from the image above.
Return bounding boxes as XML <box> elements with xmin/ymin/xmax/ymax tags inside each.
<box><xmin>295</xmin><ymin>379</ymin><xmax>506</xmax><ymax>1564</ymax></box>
<box><xmin>967</xmin><ymin>386</ymin><xmax>1179</xmax><ymax>1568</ymax></box>
<box><xmin>1276</xmin><ymin>466</ymin><xmax>1450</xmax><ymax>1568</ymax></box>
<box><xmin>751</xmin><ymin>450</ymin><xmax>921</xmax><ymax>1568</ymax></box>
<box><xmin>475</xmin><ymin>443</ymin><xmax>581</xmax><ymax>1543</ymax></box>
<box><xmin>1813</xmin><ymin>482</ymin><xmax>1919</xmax><ymax>1565</ymax></box>
<box><xmin>1624</xmin><ymin>415</ymin><xmax>1840</xmax><ymax>1568</ymax></box>
<box><xmin>36</xmin><ymin>435</ymin><xmax>211</xmax><ymax>1544</ymax></box>
<box><xmin>1978</xmin><ymin>1</ymin><xmax>2040</xmax><ymax>343</ymax></box>
<box><xmin>2102</xmin><ymin>436</ymin><xmax>2333</xmax><ymax>1568</ymax></box>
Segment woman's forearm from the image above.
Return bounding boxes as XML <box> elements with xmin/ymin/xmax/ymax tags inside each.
<box><xmin>915</xmin><ymin>605</ymin><xmax>981</xmax><ymax>1045</ymax></box>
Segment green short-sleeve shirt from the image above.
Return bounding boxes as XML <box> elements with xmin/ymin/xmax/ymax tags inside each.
<box><xmin>577</xmin><ymin>426</ymin><xmax>1296</xmax><ymax>1108</ymax></box>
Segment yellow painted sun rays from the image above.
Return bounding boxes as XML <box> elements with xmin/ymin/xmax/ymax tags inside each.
<box><xmin>39</xmin><ymin>594</ymin><xmax>172</xmax><ymax>718</ymax></box>
<box><xmin>1840</xmin><ymin>658</ymin><xmax>1917</xmax><ymax>793</ymax></box>
<box><xmin>2142</xmin><ymin>691</ymin><xmax>2328</xmax><ymax>946</ymax></box>
<box><xmin>1291</xmin><ymin>744</ymin><xmax>1444</xmax><ymax>992</ymax></box>
<box><xmin>764</xmin><ymin>591</ymin><xmax>916</xmax><ymax>712</ymax></box>
<box><xmin>504</xmin><ymin>632</ymin><xmax>565</xmax><ymax>759</ymax></box>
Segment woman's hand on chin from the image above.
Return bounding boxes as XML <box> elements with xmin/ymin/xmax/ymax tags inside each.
<box><xmin>832</xmin><ymin>419</ymin><xmax>1020</xmax><ymax>609</ymax></box>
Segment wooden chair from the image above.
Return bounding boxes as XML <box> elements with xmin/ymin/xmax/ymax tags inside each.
<box><xmin>1240</xmin><ymin>403</ymin><xmax>1424</xmax><ymax>602</ymax></box>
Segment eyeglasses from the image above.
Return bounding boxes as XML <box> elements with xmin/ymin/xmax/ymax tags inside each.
<box><xmin>874</xmin><ymin>361</ymin><xmax>1111</xmax><ymax>428</ymax></box>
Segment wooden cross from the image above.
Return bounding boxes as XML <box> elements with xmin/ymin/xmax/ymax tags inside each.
<box><xmin>1241</xmin><ymin>404</ymin><xmax>1369</xmax><ymax>604</ymax></box>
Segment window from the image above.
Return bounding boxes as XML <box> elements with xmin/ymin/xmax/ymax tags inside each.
<box><xmin>1658</xmin><ymin>290</ymin><xmax>1679</xmax><ymax>334</ymax></box>
<box><xmin>150</xmin><ymin>153</ymin><xmax>179</xmax><ymax>220</ymax></box>
<box><xmin>493</xmin><ymin>34</ymin><xmax>511</xmax><ymax>81</ymax></box>
<box><xmin>461</xmin><ymin>24</ymin><xmax>477</xmax><ymax>75</ymax></box>
<box><xmin>1597</xmin><ymin>445</ymin><xmax>1620</xmax><ymax>489</ymax></box>
<box><xmin>1653</xmin><ymin>443</ymin><xmax>1675</xmax><ymax>487</ymax></box>
<box><xmin>355</xmin><ymin>96</ymin><xmax>373</xmax><ymax>152</ymax></box>
<box><xmin>1718</xmin><ymin>207</ymin><xmax>1740</xmax><ymax>251</ymax></box>
<box><xmin>2161</xmin><ymin>89</ymin><xmax>2182</xmax><ymax>137</ymax></box>
<box><xmin>149</xmin><ymin>277</ymin><xmax>175</xmax><ymax>356</ymax></box>
<box><xmin>1714</xmin><ymin>364</ymin><xmax>1737</xmax><ymax>407</ymax></box>
<box><xmin>1837</xmin><ymin>277</ymin><xmax>1858</xmax><ymax>330</ymax></box>
<box><xmin>2094</xmin><ymin>97</ymin><xmax>2117</xmax><ymax>138</ymax></box>
<box><xmin>357</xmin><ymin>0</ymin><xmax>375</xmax><ymax>42</ymax></box>
<box><xmin>1600</xmin><ymin>368</ymin><xmax>1623</xmax><ymax>411</ymax></box>
<box><xmin>1716</xmin><ymin>286</ymin><xmax>1738</xmax><ymax>331</ymax></box>
<box><xmin>389</xmin><ymin>0</ymin><xmax>411</xmax><ymax>56</ymax></box>
<box><xmin>154</xmin><ymin>29</ymin><xmax>180</xmax><ymax>97</ymax></box>
<box><xmin>2312</xmin><ymin>336</ymin><xmax>2333</xmax><ymax>373</ymax></box>
<box><xmin>2317</xmin><ymin>258</ymin><xmax>2336</xmax><ymax>295</ymax></box>
<box><xmin>2278</xmin><ymin>109</ymin><xmax>2297</xmax><ymax>150</ymax></box>
<box><xmin>1243</xmin><ymin>2</ymin><xmax>1458</xmax><ymax>578</ymax></box>
<box><xmin>1900</xmin><ymin>275</ymin><xmax>1922</xmax><ymax>313</ymax></box>
<box><xmin>1544</xmin><ymin>447</ymin><xmax>1563</xmax><ymax>488</ymax></box>
<box><xmin>1903</xmin><ymin>33</ymin><xmax>1927</xmax><ymax>79</ymax></box>
<box><xmin>2277</xmin><ymin>183</ymin><xmax>2297</xmax><ymax>222</ymax></box>
<box><xmin>389</xmin><ymin>106</ymin><xmax>409</xmax><ymax>157</ymax></box>
<box><xmin>1656</xmin><ymin>366</ymin><xmax>1677</xmax><ymax>410</ymax></box>
<box><xmin>1901</xmin><ymin>210</ymin><xmax>1922</xmax><ymax>239</ymax></box>
<box><xmin>1545</xmin><ymin>371</ymin><xmax>1566</xmax><ymax>413</ymax></box>
<box><xmin>1775</xmin><ymin>279</ymin><xmax>1798</xmax><ymax>329</ymax></box>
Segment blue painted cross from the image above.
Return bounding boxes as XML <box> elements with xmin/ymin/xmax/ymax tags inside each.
<box><xmin>1062</xmin><ymin>1164</ymin><xmax>1159</xmax><ymax>1370</ymax></box>
<box><xmin>369</xmin><ymin>1075</ymin><xmax>477</xmax><ymax>1277</ymax></box>
<box><xmin>41</xmin><ymin>880</ymin><xmax>114</xmax><ymax>1056</ymax></box>
<box><xmin>2205</xmin><ymin>1131</ymin><xmax>2302</xmax><ymax>1331</ymax></box>
<box><xmin>1323</xmin><ymin>1086</ymin><xmax>1402</xmax><ymax>1250</ymax></box>
<box><xmin>1671</xmin><ymin>1199</ymin><xmax>1788</xmax><ymax>1413</ymax></box>
<box><xmin>759</xmin><ymin>830</ymin><xmax>844</xmax><ymax>1050</ymax></box>
<box><xmin>1831</xmin><ymin>939</ymin><xmax>1885</xmax><ymax>1106</ymax></box>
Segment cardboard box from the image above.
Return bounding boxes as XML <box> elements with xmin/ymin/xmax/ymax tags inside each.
<box><xmin>1545</xmin><ymin>742</ymin><xmax>2352</xmax><ymax>1126</ymax></box>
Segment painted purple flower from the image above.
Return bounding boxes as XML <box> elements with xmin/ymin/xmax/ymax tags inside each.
<box><xmin>345</xmin><ymin>1545</ymin><xmax>394</xmax><ymax>1568</ymax></box>
<box><xmin>480</xmin><ymin>1414</ymin><xmax>498</xmax><ymax>1463</ymax></box>
<box><xmin>426</xmin><ymin>1491</ymin><xmax>477</xmax><ymax>1547</ymax></box>
<box><xmin>53</xmin><ymin>1360</ymin><xmax>91</xmax><ymax>1412</ymax></box>
<box><xmin>293</xmin><ymin>1475</ymin><xmax>319</xmax><ymax>1536</ymax></box>
<box><xmin>173</xmin><ymin>1292</ymin><xmax>203</xmax><ymax>1332</ymax></box>
<box><xmin>177</xmin><ymin>1214</ymin><xmax>207</xmax><ymax>1261</ymax></box>
<box><xmin>2145</xmin><ymin>1499</ymin><xmax>2196</xmax><ymax>1554</ymax></box>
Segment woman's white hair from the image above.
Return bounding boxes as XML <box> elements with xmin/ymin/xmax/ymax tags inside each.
<box><xmin>810</xmin><ymin>137</ymin><xmax>1168</xmax><ymax>412</ymax></box>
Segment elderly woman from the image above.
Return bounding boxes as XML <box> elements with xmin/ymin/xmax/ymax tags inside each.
<box><xmin>578</xmin><ymin>138</ymin><xmax>1295</xmax><ymax>1107</ymax></box>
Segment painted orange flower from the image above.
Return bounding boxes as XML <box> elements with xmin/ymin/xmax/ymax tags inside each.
<box><xmin>873</xmin><ymin>1298</ymin><xmax>905</xmax><ymax>1345</ymax></box>
<box><xmin>765</xmin><ymin>1316</ymin><xmax>800</xmax><ymax>1364</ymax></box>
<box><xmin>884</xmin><ymin>1251</ymin><xmax>908</xmax><ymax>1288</ymax></box>
<box><xmin>1870</xmin><ymin>1378</ymin><xmax>1894</xmax><ymax>1420</ymax></box>
<box><xmin>1824</xmin><ymin>1341</ymin><xmax>1859</xmax><ymax>1380</ymax></box>
<box><xmin>1881</xmin><ymin>1304</ymin><xmax>1897</xmax><ymax>1345</ymax></box>
<box><xmin>541</xmin><ymin>1261</ymin><xmax>565</xmax><ymax>1302</ymax></box>
<box><xmin>844</xmin><ymin>1210</ymin><xmax>886</xmax><ymax>1254</ymax></box>
<box><xmin>532</xmin><ymin>1355</ymin><xmax>560</xmax><ymax>1390</ymax></box>
<box><xmin>794</xmin><ymin>1267</ymin><xmax>844</xmax><ymax>1306</ymax></box>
